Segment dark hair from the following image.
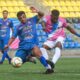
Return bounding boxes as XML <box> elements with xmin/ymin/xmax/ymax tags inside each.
<box><xmin>17</xmin><ymin>11</ymin><xmax>25</xmax><ymax>17</ymax></box>
<box><xmin>3</xmin><ymin>10</ymin><xmax>8</xmax><ymax>14</ymax></box>
<box><xmin>51</xmin><ymin>9</ymin><xmax>60</xmax><ymax>16</ymax></box>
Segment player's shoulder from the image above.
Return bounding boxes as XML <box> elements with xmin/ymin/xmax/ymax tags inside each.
<box><xmin>14</xmin><ymin>23</ymin><xmax>22</xmax><ymax>31</ymax></box>
<box><xmin>16</xmin><ymin>23</ymin><xmax>22</xmax><ymax>28</ymax></box>
<box><xmin>59</xmin><ymin>17</ymin><xmax>67</xmax><ymax>22</ymax></box>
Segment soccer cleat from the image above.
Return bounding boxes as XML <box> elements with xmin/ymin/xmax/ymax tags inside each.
<box><xmin>46</xmin><ymin>60</ymin><xmax>55</xmax><ymax>69</ymax></box>
<box><xmin>0</xmin><ymin>61</ymin><xmax>3</xmax><ymax>64</ymax></box>
<box><xmin>26</xmin><ymin>57</ymin><xmax>37</xmax><ymax>64</ymax></box>
<box><xmin>44</xmin><ymin>69</ymin><xmax>54</xmax><ymax>74</ymax></box>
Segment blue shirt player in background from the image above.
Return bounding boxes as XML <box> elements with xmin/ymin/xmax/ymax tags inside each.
<box><xmin>0</xmin><ymin>10</ymin><xmax>13</xmax><ymax>64</ymax></box>
<box><xmin>5</xmin><ymin>11</ymin><xmax>53</xmax><ymax>74</ymax></box>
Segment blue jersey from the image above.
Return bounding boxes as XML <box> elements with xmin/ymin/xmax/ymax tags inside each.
<box><xmin>13</xmin><ymin>19</ymin><xmax>38</xmax><ymax>50</ymax></box>
<box><xmin>0</xmin><ymin>18</ymin><xmax>13</xmax><ymax>39</ymax></box>
<box><xmin>29</xmin><ymin>15</ymin><xmax>39</xmax><ymax>24</ymax></box>
<box><xmin>30</xmin><ymin>15</ymin><xmax>39</xmax><ymax>45</ymax></box>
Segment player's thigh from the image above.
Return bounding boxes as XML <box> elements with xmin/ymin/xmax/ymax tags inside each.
<box><xmin>43</xmin><ymin>40</ymin><xmax>55</xmax><ymax>49</ymax></box>
<box><xmin>32</xmin><ymin>46</ymin><xmax>42</xmax><ymax>58</ymax></box>
<box><xmin>55</xmin><ymin>36</ymin><xmax>65</xmax><ymax>48</ymax></box>
<box><xmin>15</xmin><ymin>49</ymin><xmax>28</xmax><ymax>62</ymax></box>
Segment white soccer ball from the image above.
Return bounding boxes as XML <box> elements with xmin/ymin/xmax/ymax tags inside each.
<box><xmin>11</xmin><ymin>57</ymin><xmax>23</xmax><ymax>68</ymax></box>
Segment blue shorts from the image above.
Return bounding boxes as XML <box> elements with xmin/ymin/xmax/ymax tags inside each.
<box><xmin>0</xmin><ymin>38</ymin><xmax>9</xmax><ymax>50</ymax></box>
<box><xmin>15</xmin><ymin>49</ymin><xmax>32</xmax><ymax>63</ymax></box>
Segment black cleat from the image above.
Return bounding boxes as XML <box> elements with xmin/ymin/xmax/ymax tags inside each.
<box><xmin>0</xmin><ymin>62</ymin><xmax>3</xmax><ymax>64</ymax></box>
<box><xmin>45</xmin><ymin>69</ymin><xmax>54</xmax><ymax>74</ymax></box>
<box><xmin>46</xmin><ymin>60</ymin><xmax>55</xmax><ymax>69</ymax></box>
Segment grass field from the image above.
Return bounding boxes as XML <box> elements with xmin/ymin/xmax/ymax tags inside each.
<box><xmin>0</xmin><ymin>58</ymin><xmax>80</xmax><ymax>80</ymax></box>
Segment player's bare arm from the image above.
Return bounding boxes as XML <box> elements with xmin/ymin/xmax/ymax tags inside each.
<box><xmin>41</xmin><ymin>21</ymin><xmax>46</xmax><ymax>30</ymax></box>
<box><xmin>66</xmin><ymin>24</ymin><xmax>80</xmax><ymax>37</ymax></box>
<box><xmin>30</xmin><ymin>6</ymin><xmax>44</xmax><ymax>19</ymax></box>
<box><xmin>4</xmin><ymin>37</ymin><xmax>15</xmax><ymax>50</ymax></box>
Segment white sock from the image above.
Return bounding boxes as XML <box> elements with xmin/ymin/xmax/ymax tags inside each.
<box><xmin>52</xmin><ymin>47</ymin><xmax>61</xmax><ymax>64</ymax></box>
<box><xmin>40</xmin><ymin>48</ymin><xmax>49</xmax><ymax>60</ymax></box>
<box><xmin>46</xmin><ymin>64</ymin><xmax>51</xmax><ymax>69</ymax></box>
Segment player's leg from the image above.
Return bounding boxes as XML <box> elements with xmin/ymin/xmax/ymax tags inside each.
<box><xmin>0</xmin><ymin>40</ymin><xmax>4</xmax><ymax>64</ymax></box>
<box><xmin>26</xmin><ymin>51</ymin><xmax>36</xmax><ymax>64</ymax></box>
<box><xmin>51</xmin><ymin>37</ymin><xmax>65</xmax><ymax>64</ymax></box>
<box><xmin>3</xmin><ymin>38</ymin><xmax>11</xmax><ymax>64</ymax></box>
<box><xmin>32</xmin><ymin>46</ymin><xmax>54</xmax><ymax>74</ymax></box>
<box><xmin>40</xmin><ymin>40</ymin><xmax>55</xmax><ymax>69</ymax></box>
<box><xmin>0</xmin><ymin>39</ymin><xmax>11</xmax><ymax>64</ymax></box>
<box><xmin>40</xmin><ymin>40</ymin><xmax>55</xmax><ymax>60</ymax></box>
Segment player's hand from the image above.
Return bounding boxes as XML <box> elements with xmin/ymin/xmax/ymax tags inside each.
<box><xmin>30</xmin><ymin>6</ymin><xmax>38</xmax><ymax>13</ymax></box>
<box><xmin>4</xmin><ymin>45</ymin><xmax>9</xmax><ymax>50</ymax></box>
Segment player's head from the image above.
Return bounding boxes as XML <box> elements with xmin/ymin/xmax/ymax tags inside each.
<box><xmin>3</xmin><ymin>10</ymin><xmax>8</xmax><ymax>19</ymax></box>
<box><xmin>51</xmin><ymin>9</ymin><xmax>60</xmax><ymax>23</ymax></box>
<box><xmin>17</xmin><ymin>11</ymin><xmax>26</xmax><ymax>23</ymax></box>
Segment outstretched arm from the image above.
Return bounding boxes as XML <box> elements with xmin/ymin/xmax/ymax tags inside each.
<box><xmin>30</xmin><ymin>6</ymin><xmax>44</xmax><ymax>18</ymax></box>
<box><xmin>66</xmin><ymin>24</ymin><xmax>80</xmax><ymax>37</ymax></box>
<box><xmin>4</xmin><ymin>37</ymin><xmax>16</xmax><ymax>50</ymax></box>
<box><xmin>8</xmin><ymin>37</ymin><xmax>15</xmax><ymax>46</ymax></box>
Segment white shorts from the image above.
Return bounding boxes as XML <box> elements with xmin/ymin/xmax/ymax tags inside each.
<box><xmin>44</xmin><ymin>36</ymin><xmax>65</xmax><ymax>48</ymax></box>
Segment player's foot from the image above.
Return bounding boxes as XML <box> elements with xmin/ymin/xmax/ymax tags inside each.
<box><xmin>27</xmin><ymin>57</ymin><xmax>36</xmax><ymax>64</ymax></box>
<box><xmin>46</xmin><ymin>60</ymin><xmax>55</xmax><ymax>69</ymax></box>
<box><xmin>44</xmin><ymin>69</ymin><xmax>54</xmax><ymax>74</ymax></box>
<box><xmin>0</xmin><ymin>61</ymin><xmax>3</xmax><ymax>64</ymax></box>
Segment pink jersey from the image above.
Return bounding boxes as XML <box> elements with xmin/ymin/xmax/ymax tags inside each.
<box><xmin>43</xmin><ymin>15</ymin><xmax>68</xmax><ymax>41</ymax></box>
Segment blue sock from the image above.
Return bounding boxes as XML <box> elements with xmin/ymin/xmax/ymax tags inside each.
<box><xmin>39</xmin><ymin>56</ymin><xmax>48</xmax><ymax>67</ymax></box>
<box><xmin>1</xmin><ymin>51</ymin><xmax>11</xmax><ymax>62</ymax></box>
<box><xmin>6</xmin><ymin>53</ymin><xmax>11</xmax><ymax>61</ymax></box>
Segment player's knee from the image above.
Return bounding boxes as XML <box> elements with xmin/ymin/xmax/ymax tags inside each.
<box><xmin>33</xmin><ymin>46</ymin><xmax>42</xmax><ymax>58</ymax></box>
<box><xmin>55</xmin><ymin>42</ymin><xmax>62</xmax><ymax>49</ymax></box>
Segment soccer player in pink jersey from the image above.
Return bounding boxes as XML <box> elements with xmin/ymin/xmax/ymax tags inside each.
<box><xmin>40</xmin><ymin>9</ymin><xmax>80</xmax><ymax>72</ymax></box>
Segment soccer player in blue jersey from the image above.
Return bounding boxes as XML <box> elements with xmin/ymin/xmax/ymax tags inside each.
<box><xmin>5</xmin><ymin>11</ymin><xmax>53</xmax><ymax>74</ymax></box>
<box><xmin>25</xmin><ymin>7</ymin><xmax>44</xmax><ymax>63</ymax></box>
<box><xmin>0</xmin><ymin>10</ymin><xmax>13</xmax><ymax>64</ymax></box>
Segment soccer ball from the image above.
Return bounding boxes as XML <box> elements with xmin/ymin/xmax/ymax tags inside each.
<box><xmin>11</xmin><ymin>57</ymin><xmax>23</xmax><ymax>68</ymax></box>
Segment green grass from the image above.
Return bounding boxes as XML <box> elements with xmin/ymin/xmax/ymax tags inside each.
<box><xmin>0</xmin><ymin>58</ymin><xmax>80</xmax><ymax>80</ymax></box>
